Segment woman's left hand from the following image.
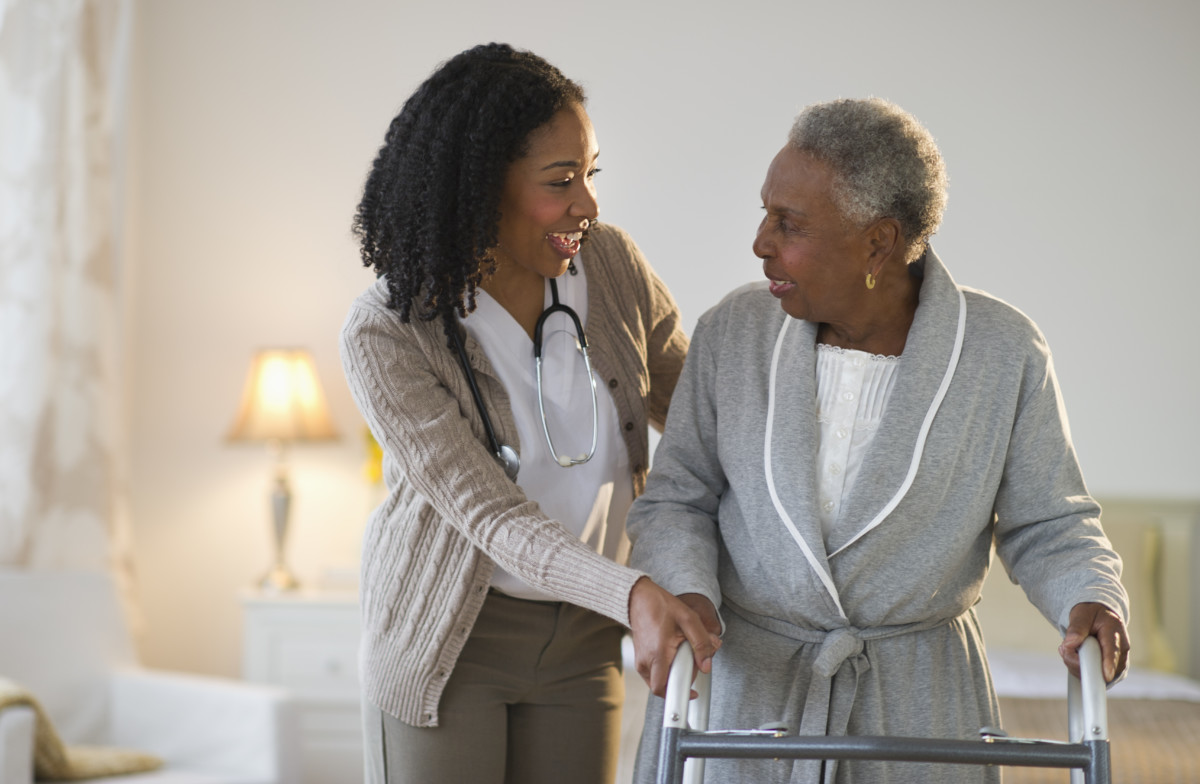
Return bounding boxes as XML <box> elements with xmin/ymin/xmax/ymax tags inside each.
<box><xmin>1058</xmin><ymin>601</ymin><xmax>1130</xmax><ymax>683</ymax></box>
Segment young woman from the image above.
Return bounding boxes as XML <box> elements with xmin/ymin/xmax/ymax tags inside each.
<box><xmin>341</xmin><ymin>43</ymin><xmax>719</xmax><ymax>783</ymax></box>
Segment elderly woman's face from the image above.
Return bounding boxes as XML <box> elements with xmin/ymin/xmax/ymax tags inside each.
<box><xmin>754</xmin><ymin>146</ymin><xmax>873</xmax><ymax>324</ymax></box>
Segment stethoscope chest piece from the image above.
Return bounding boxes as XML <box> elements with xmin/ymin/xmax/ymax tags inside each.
<box><xmin>495</xmin><ymin>444</ymin><xmax>520</xmax><ymax>481</ymax></box>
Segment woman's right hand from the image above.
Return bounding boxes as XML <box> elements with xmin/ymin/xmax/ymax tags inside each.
<box><xmin>628</xmin><ymin>576</ymin><xmax>722</xmax><ymax>697</ymax></box>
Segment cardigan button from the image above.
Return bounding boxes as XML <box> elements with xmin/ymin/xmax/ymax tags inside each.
<box><xmin>608</xmin><ymin>378</ymin><xmax>619</xmax><ymax>388</ymax></box>
<box><xmin>624</xmin><ymin>422</ymin><xmax>634</xmax><ymax>431</ymax></box>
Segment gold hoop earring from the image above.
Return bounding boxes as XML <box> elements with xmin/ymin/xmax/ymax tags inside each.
<box><xmin>865</xmin><ymin>272</ymin><xmax>876</xmax><ymax>290</ymax></box>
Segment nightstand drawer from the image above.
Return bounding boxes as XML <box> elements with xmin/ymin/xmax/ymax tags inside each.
<box><xmin>241</xmin><ymin>590</ymin><xmax>364</xmax><ymax>784</ymax></box>
<box><xmin>241</xmin><ymin>591</ymin><xmax>361</xmax><ymax>696</ymax></box>
<box><xmin>274</xmin><ymin>636</ymin><xmax>359</xmax><ymax>696</ymax></box>
<box><xmin>298</xmin><ymin>700</ymin><xmax>363</xmax><ymax>736</ymax></box>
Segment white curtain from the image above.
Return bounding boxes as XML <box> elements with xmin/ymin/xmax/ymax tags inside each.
<box><xmin>0</xmin><ymin>0</ymin><xmax>133</xmax><ymax>575</ymax></box>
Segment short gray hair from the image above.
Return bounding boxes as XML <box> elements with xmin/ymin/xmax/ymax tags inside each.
<box><xmin>788</xmin><ymin>98</ymin><xmax>947</xmax><ymax>262</ymax></box>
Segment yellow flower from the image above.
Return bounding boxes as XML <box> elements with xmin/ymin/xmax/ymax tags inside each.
<box><xmin>363</xmin><ymin>426</ymin><xmax>383</xmax><ymax>484</ymax></box>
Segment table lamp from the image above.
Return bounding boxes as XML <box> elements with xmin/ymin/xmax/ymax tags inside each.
<box><xmin>227</xmin><ymin>348</ymin><xmax>339</xmax><ymax>591</ymax></box>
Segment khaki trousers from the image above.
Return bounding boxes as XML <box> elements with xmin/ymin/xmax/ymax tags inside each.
<box><xmin>363</xmin><ymin>590</ymin><xmax>625</xmax><ymax>784</ymax></box>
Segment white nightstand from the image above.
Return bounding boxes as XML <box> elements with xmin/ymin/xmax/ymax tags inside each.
<box><xmin>241</xmin><ymin>590</ymin><xmax>363</xmax><ymax>784</ymax></box>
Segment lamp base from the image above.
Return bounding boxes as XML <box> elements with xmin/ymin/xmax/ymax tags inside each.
<box><xmin>260</xmin><ymin>456</ymin><xmax>299</xmax><ymax>593</ymax></box>
<box><xmin>260</xmin><ymin>564</ymin><xmax>300</xmax><ymax>592</ymax></box>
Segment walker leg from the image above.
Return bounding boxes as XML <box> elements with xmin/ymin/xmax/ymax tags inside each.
<box><xmin>1085</xmin><ymin>740</ymin><xmax>1110</xmax><ymax>784</ymax></box>
<box><xmin>657</xmin><ymin>726</ymin><xmax>685</xmax><ymax>784</ymax></box>
<box><xmin>683</xmin><ymin>669</ymin><xmax>711</xmax><ymax>784</ymax></box>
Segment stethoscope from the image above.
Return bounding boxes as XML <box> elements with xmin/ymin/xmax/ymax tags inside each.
<box><xmin>452</xmin><ymin>275</ymin><xmax>599</xmax><ymax>481</ymax></box>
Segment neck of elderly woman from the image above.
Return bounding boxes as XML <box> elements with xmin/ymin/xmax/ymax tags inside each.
<box><xmin>817</xmin><ymin>248</ymin><xmax>921</xmax><ymax>358</ymax></box>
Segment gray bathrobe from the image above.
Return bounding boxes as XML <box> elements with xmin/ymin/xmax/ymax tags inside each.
<box><xmin>628</xmin><ymin>249</ymin><xmax>1128</xmax><ymax>783</ymax></box>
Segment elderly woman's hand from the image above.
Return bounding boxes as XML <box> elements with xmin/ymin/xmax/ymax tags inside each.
<box><xmin>1058</xmin><ymin>601</ymin><xmax>1130</xmax><ymax>683</ymax></box>
<box><xmin>678</xmin><ymin>592</ymin><xmax>722</xmax><ymax>638</ymax></box>
<box><xmin>628</xmin><ymin>577</ymin><xmax>722</xmax><ymax>698</ymax></box>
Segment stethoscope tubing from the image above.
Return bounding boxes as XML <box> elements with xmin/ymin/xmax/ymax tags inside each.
<box><xmin>450</xmin><ymin>326</ymin><xmax>508</xmax><ymax>463</ymax></box>
<box><xmin>534</xmin><ymin>278</ymin><xmax>598</xmax><ymax>468</ymax></box>
<box><xmin>453</xmin><ymin>276</ymin><xmax>599</xmax><ymax>479</ymax></box>
<box><xmin>532</xmin><ymin>286</ymin><xmax>587</xmax><ymax>355</ymax></box>
<box><xmin>535</xmin><ymin>349</ymin><xmax>599</xmax><ymax>468</ymax></box>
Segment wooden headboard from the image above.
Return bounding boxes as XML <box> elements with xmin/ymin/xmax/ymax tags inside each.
<box><xmin>976</xmin><ymin>497</ymin><xmax>1200</xmax><ymax>679</ymax></box>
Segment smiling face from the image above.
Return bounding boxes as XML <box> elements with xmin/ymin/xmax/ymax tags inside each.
<box><xmin>753</xmin><ymin>145</ymin><xmax>874</xmax><ymax>325</ymax></box>
<box><xmin>493</xmin><ymin>103</ymin><xmax>600</xmax><ymax>281</ymax></box>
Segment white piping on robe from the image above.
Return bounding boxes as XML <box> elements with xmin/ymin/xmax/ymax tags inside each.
<box><xmin>764</xmin><ymin>288</ymin><xmax>967</xmax><ymax>620</ymax></box>
<box><xmin>764</xmin><ymin>316</ymin><xmax>848</xmax><ymax>620</ymax></box>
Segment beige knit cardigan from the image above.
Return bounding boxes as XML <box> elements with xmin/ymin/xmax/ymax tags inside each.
<box><xmin>340</xmin><ymin>224</ymin><xmax>689</xmax><ymax>726</ymax></box>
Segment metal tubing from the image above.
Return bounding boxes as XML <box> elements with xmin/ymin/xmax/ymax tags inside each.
<box><xmin>1076</xmin><ymin>637</ymin><xmax>1109</xmax><ymax>740</ymax></box>
<box><xmin>684</xmin><ymin>669</ymin><xmax>711</xmax><ymax>784</ymax></box>
<box><xmin>659</xmin><ymin>726</ymin><xmax>684</xmax><ymax>784</ymax></box>
<box><xmin>656</xmin><ymin>637</ymin><xmax>1111</xmax><ymax>784</ymax></box>
<box><xmin>662</xmin><ymin>642</ymin><xmax>695</xmax><ymax>731</ymax></box>
<box><xmin>1070</xmin><ymin>636</ymin><xmax>1109</xmax><ymax>784</ymax></box>
<box><xmin>676</xmin><ymin>734</ymin><xmax>1092</xmax><ymax>768</ymax></box>
<box><xmin>1086</xmin><ymin>740</ymin><xmax>1111</xmax><ymax>784</ymax></box>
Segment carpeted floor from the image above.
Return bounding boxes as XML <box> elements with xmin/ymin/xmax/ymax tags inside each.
<box><xmin>996</xmin><ymin>696</ymin><xmax>1200</xmax><ymax>784</ymax></box>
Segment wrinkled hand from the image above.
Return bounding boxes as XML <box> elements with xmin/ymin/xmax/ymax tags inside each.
<box><xmin>628</xmin><ymin>577</ymin><xmax>722</xmax><ymax>698</ymax></box>
<box><xmin>1058</xmin><ymin>601</ymin><xmax>1130</xmax><ymax>683</ymax></box>
<box><xmin>679</xmin><ymin>592</ymin><xmax>722</xmax><ymax>638</ymax></box>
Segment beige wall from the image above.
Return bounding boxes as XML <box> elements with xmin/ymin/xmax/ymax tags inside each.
<box><xmin>126</xmin><ymin>0</ymin><xmax>1200</xmax><ymax>677</ymax></box>
<box><xmin>976</xmin><ymin>499</ymin><xmax>1200</xmax><ymax>678</ymax></box>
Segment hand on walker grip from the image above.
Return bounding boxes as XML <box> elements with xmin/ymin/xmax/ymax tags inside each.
<box><xmin>1059</xmin><ymin>601</ymin><xmax>1129</xmax><ymax>683</ymax></box>
<box><xmin>629</xmin><ymin>577</ymin><xmax>722</xmax><ymax>697</ymax></box>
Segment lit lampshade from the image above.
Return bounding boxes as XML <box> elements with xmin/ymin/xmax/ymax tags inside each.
<box><xmin>227</xmin><ymin>349</ymin><xmax>339</xmax><ymax>443</ymax></box>
<box><xmin>227</xmin><ymin>349</ymin><xmax>339</xmax><ymax>592</ymax></box>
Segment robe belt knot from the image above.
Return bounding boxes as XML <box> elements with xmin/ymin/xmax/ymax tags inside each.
<box><xmin>720</xmin><ymin>600</ymin><xmax>970</xmax><ymax>784</ymax></box>
<box><xmin>813</xmin><ymin>626</ymin><xmax>864</xmax><ymax>678</ymax></box>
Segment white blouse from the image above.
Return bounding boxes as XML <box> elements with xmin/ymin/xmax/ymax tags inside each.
<box><xmin>460</xmin><ymin>263</ymin><xmax>633</xmax><ymax>601</ymax></box>
<box><xmin>814</xmin><ymin>344</ymin><xmax>901</xmax><ymax>545</ymax></box>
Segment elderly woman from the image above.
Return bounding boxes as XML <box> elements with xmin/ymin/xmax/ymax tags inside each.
<box><xmin>628</xmin><ymin>98</ymin><xmax>1130</xmax><ymax>783</ymax></box>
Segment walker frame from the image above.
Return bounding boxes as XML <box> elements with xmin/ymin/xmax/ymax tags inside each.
<box><xmin>656</xmin><ymin>636</ymin><xmax>1110</xmax><ymax>784</ymax></box>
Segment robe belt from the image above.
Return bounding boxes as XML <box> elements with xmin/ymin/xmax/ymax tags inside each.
<box><xmin>723</xmin><ymin>600</ymin><xmax>964</xmax><ymax>784</ymax></box>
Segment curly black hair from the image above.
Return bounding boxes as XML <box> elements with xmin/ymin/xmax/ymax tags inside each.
<box><xmin>352</xmin><ymin>43</ymin><xmax>586</xmax><ymax>345</ymax></box>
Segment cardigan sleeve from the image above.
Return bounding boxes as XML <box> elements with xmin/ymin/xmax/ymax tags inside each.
<box><xmin>638</xmin><ymin>255</ymin><xmax>689</xmax><ymax>433</ymax></box>
<box><xmin>627</xmin><ymin>311</ymin><xmax>726</xmax><ymax>611</ymax></box>
<box><xmin>340</xmin><ymin>302</ymin><xmax>644</xmax><ymax>626</ymax></box>
<box><xmin>990</xmin><ymin>338</ymin><xmax>1129</xmax><ymax>633</ymax></box>
<box><xmin>593</xmin><ymin>224</ymin><xmax>689</xmax><ymax>433</ymax></box>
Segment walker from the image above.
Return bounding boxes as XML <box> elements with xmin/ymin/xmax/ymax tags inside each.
<box><xmin>656</xmin><ymin>636</ymin><xmax>1110</xmax><ymax>784</ymax></box>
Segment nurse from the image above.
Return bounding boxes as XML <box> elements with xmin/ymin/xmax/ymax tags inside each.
<box><xmin>340</xmin><ymin>43</ymin><xmax>719</xmax><ymax>784</ymax></box>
